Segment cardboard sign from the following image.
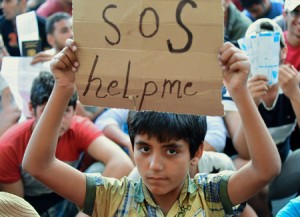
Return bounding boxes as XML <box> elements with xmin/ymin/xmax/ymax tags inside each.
<box><xmin>73</xmin><ymin>0</ymin><xmax>224</xmax><ymax>115</ymax></box>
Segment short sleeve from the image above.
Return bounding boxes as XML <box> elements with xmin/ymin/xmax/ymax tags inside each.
<box><xmin>195</xmin><ymin>171</ymin><xmax>245</xmax><ymax>216</ymax></box>
<box><xmin>222</xmin><ymin>86</ymin><xmax>238</xmax><ymax>112</ymax></box>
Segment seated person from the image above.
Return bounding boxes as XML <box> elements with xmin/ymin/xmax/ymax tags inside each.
<box><xmin>0</xmin><ymin>71</ymin><xmax>134</xmax><ymax>216</ymax></box>
<box><xmin>276</xmin><ymin>196</ymin><xmax>300</xmax><ymax>217</ymax></box>
<box><xmin>239</xmin><ymin>0</ymin><xmax>283</xmax><ymax>21</ymax></box>
<box><xmin>223</xmin><ymin>18</ymin><xmax>300</xmax><ymax>216</ymax></box>
<box><xmin>0</xmin><ymin>0</ymin><xmax>50</xmax><ymax>56</ymax></box>
<box><xmin>21</xmin><ymin>39</ymin><xmax>280</xmax><ymax>216</ymax></box>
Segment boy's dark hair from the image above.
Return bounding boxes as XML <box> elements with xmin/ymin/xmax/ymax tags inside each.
<box><xmin>128</xmin><ymin>111</ymin><xmax>207</xmax><ymax>158</ymax></box>
<box><xmin>45</xmin><ymin>12</ymin><xmax>71</xmax><ymax>35</ymax></box>
<box><xmin>240</xmin><ymin>0</ymin><xmax>263</xmax><ymax>8</ymax></box>
<box><xmin>30</xmin><ymin>71</ymin><xmax>77</xmax><ymax>110</ymax></box>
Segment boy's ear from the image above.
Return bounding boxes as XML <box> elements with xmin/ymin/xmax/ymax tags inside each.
<box><xmin>47</xmin><ymin>34</ymin><xmax>55</xmax><ymax>48</ymax></box>
<box><xmin>191</xmin><ymin>142</ymin><xmax>204</xmax><ymax>166</ymax></box>
<box><xmin>281</xmin><ymin>47</ymin><xmax>287</xmax><ymax>61</ymax></box>
<box><xmin>28</xmin><ymin>102</ymin><xmax>35</xmax><ymax>116</ymax></box>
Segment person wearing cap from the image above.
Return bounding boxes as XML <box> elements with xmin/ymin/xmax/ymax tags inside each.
<box><xmin>283</xmin><ymin>0</ymin><xmax>300</xmax><ymax>71</ymax></box>
<box><xmin>0</xmin><ymin>191</ymin><xmax>39</xmax><ymax>217</ymax></box>
<box><xmin>222</xmin><ymin>18</ymin><xmax>300</xmax><ymax>216</ymax></box>
<box><xmin>239</xmin><ymin>0</ymin><xmax>283</xmax><ymax>21</ymax></box>
<box><xmin>0</xmin><ymin>72</ymin><xmax>134</xmax><ymax>216</ymax></box>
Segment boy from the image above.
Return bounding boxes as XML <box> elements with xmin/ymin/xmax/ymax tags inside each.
<box><xmin>0</xmin><ymin>71</ymin><xmax>133</xmax><ymax>215</ymax></box>
<box><xmin>22</xmin><ymin>39</ymin><xmax>281</xmax><ymax>216</ymax></box>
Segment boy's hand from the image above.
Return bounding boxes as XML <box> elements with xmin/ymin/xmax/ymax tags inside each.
<box><xmin>50</xmin><ymin>39</ymin><xmax>79</xmax><ymax>91</ymax></box>
<box><xmin>247</xmin><ymin>75</ymin><xmax>269</xmax><ymax>106</ymax></box>
<box><xmin>279</xmin><ymin>64</ymin><xmax>300</xmax><ymax>101</ymax></box>
<box><xmin>218</xmin><ymin>42</ymin><xmax>250</xmax><ymax>95</ymax></box>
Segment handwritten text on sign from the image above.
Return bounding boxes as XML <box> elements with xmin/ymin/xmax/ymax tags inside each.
<box><xmin>73</xmin><ymin>0</ymin><xmax>224</xmax><ymax>115</ymax></box>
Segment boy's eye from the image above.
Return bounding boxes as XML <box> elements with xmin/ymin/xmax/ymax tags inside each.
<box><xmin>139</xmin><ymin>147</ymin><xmax>150</xmax><ymax>153</ymax></box>
<box><xmin>166</xmin><ymin>149</ymin><xmax>177</xmax><ymax>155</ymax></box>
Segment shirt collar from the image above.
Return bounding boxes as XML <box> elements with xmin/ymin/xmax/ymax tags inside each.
<box><xmin>133</xmin><ymin>175</ymin><xmax>197</xmax><ymax>205</ymax></box>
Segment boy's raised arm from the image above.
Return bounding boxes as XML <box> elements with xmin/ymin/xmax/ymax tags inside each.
<box><xmin>22</xmin><ymin>39</ymin><xmax>86</xmax><ymax>207</ymax></box>
<box><xmin>219</xmin><ymin>43</ymin><xmax>281</xmax><ymax>205</ymax></box>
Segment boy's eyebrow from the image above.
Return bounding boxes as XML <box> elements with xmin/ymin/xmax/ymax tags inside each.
<box><xmin>135</xmin><ymin>141</ymin><xmax>149</xmax><ymax>146</ymax></box>
<box><xmin>135</xmin><ymin>140</ymin><xmax>184</xmax><ymax>148</ymax></box>
<box><xmin>162</xmin><ymin>143</ymin><xmax>184</xmax><ymax>149</ymax></box>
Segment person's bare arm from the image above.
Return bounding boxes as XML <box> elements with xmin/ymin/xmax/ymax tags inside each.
<box><xmin>224</xmin><ymin>75</ymin><xmax>269</xmax><ymax>160</ymax></box>
<box><xmin>22</xmin><ymin>40</ymin><xmax>86</xmax><ymax>207</ymax></box>
<box><xmin>0</xmin><ymin>180</ymin><xmax>24</xmax><ymax>198</ymax></box>
<box><xmin>219</xmin><ymin>42</ymin><xmax>281</xmax><ymax>205</ymax></box>
<box><xmin>279</xmin><ymin>65</ymin><xmax>300</xmax><ymax>128</ymax></box>
<box><xmin>30</xmin><ymin>51</ymin><xmax>54</xmax><ymax>65</ymax></box>
<box><xmin>224</xmin><ymin>111</ymin><xmax>250</xmax><ymax>159</ymax></box>
<box><xmin>87</xmin><ymin>135</ymin><xmax>134</xmax><ymax>178</ymax></box>
<box><xmin>102</xmin><ymin>125</ymin><xmax>134</xmax><ymax>160</ymax></box>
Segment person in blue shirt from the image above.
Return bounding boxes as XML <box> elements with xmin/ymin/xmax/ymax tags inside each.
<box><xmin>240</xmin><ymin>0</ymin><xmax>283</xmax><ymax>21</ymax></box>
<box><xmin>276</xmin><ymin>196</ymin><xmax>300</xmax><ymax>217</ymax></box>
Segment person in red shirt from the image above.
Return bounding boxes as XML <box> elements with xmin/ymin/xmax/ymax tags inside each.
<box><xmin>36</xmin><ymin>0</ymin><xmax>72</xmax><ymax>18</ymax></box>
<box><xmin>284</xmin><ymin>0</ymin><xmax>300</xmax><ymax>70</ymax></box>
<box><xmin>0</xmin><ymin>71</ymin><xmax>134</xmax><ymax>216</ymax></box>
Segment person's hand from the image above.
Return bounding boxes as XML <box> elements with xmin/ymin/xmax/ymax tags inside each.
<box><xmin>247</xmin><ymin>75</ymin><xmax>269</xmax><ymax>106</ymax></box>
<box><xmin>0</xmin><ymin>87</ymin><xmax>21</xmax><ymax>136</ymax></box>
<box><xmin>30</xmin><ymin>51</ymin><xmax>54</xmax><ymax>65</ymax></box>
<box><xmin>279</xmin><ymin>64</ymin><xmax>300</xmax><ymax>101</ymax></box>
<box><xmin>218</xmin><ymin>42</ymin><xmax>250</xmax><ymax>96</ymax></box>
<box><xmin>50</xmin><ymin>39</ymin><xmax>79</xmax><ymax>92</ymax></box>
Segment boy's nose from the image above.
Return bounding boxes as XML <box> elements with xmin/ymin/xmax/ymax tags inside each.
<box><xmin>149</xmin><ymin>154</ymin><xmax>163</xmax><ymax>171</ymax></box>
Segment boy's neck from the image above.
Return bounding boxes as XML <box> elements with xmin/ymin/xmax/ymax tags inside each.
<box><xmin>149</xmin><ymin>181</ymin><xmax>185</xmax><ymax>215</ymax></box>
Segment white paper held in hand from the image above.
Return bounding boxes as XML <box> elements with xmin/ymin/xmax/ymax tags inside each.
<box><xmin>238</xmin><ymin>31</ymin><xmax>280</xmax><ymax>85</ymax></box>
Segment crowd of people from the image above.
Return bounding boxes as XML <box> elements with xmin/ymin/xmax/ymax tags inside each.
<box><xmin>0</xmin><ymin>0</ymin><xmax>299</xmax><ymax>216</ymax></box>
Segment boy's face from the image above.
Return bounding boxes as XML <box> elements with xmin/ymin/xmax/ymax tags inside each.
<box><xmin>33</xmin><ymin>103</ymin><xmax>75</xmax><ymax>137</ymax></box>
<box><xmin>286</xmin><ymin>6</ymin><xmax>300</xmax><ymax>39</ymax></box>
<box><xmin>134</xmin><ymin>134</ymin><xmax>191</xmax><ymax>199</ymax></box>
<box><xmin>246</xmin><ymin>1</ymin><xmax>268</xmax><ymax>20</ymax></box>
<box><xmin>49</xmin><ymin>18</ymin><xmax>73</xmax><ymax>52</ymax></box>
<box><xmin>0</xmin><ymin>0</ymin><xmax>24</xmax><ymax>20</ymax></box>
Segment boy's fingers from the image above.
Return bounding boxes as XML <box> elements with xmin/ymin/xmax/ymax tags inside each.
<box><xmin>61</xmin><ymin>42</ymin><xmax>79</xmax><ymax>68</ymax></box>
<box><xmin>52</xmin><ymin>52</ymin><xmax>70</xmax><ymax>70</ymax></box>
<box><xmin>219</xmin><ymin>46</ymin><xmax>244</xmax><ymax>67</ymax></box>
<box><xmin>228</xmin><ymin>59</ymin><xmax>250</xmax><ymax>73</ymax></box>
<box><xmin>65</xmin><ymin>39</ymin><xmax>77</xmax><ymax>52</ymax></box>
<box><xmin>219</xmin><ymin>42</ymin><xmax>234</xmax><ymax>54</ymax></box>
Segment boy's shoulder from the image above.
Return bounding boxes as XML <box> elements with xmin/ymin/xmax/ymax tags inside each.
<box><xmin>83</xmin><ymin>171</ymin><xmax>244</xmax><ymax>216</ymax></box>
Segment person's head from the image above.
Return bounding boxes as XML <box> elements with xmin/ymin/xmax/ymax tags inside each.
<box><xmin>0</xmin><ymin>0</ymin><xmax>27</xmax><ymax>21</ymax></box>
<box><xmin>0</xmin><ymin>192</ymin><xmax>39</xmax><ymax>216</ymax></box>
<box><xmin>240</xmin><ymin>0</ymin><xmax>271</xmax><ymax>20</ymax></box>
<box><xmin>46</xmin><ymin>12</ymin><xmax>73</xmax><ymax>52</ymax></box>
<box><xmin>284</xmin><ymin>0</ymin><xmax>300</xmax><ymax>40</ymax></box>
<box><xmin>128</xmin><ymin>111</ymin><xmax>206</xmax><ymax>197</ymax></box>
<box><xmin>246</xmin><ymin>18</ymin><xmax>287</xmax><ymax>62</ymax></box>
<box><xmin>29</xmin><ymin>71</ymin><xmax>77</xmax><ymax>136</ymax></box>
